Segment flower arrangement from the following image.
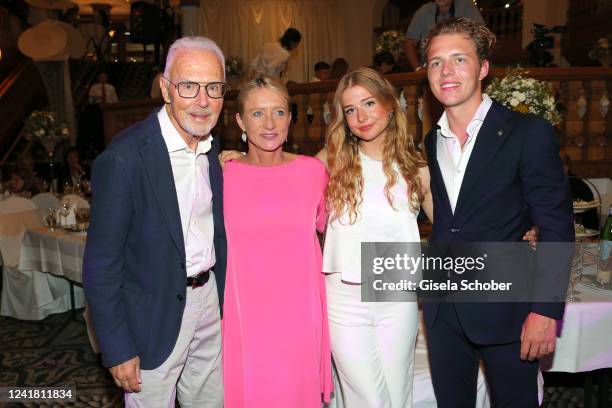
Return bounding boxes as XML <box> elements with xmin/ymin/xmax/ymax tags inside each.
<box><xmin>22</xmin><ymin>110</ymin><xmax>69</xmax><ymax>154</ymax></box>
<box><xmin>375</xmin><ymin>30</ymin><xmax>405</xmax><ymax>57</ymax></box>
<box><xmin>588</xmin><ymin>35</ymin><xmax>611</xmax><ymax>65</ymax></box>
<box><xmin>486</xmin><ymin>68</ymin><xmax>561</xmax><ymax>126</ymax></box>
<box><xmin>225</xmin><ymin>57</ymin><xmax>246</xmax><ymax>77</ymax></box>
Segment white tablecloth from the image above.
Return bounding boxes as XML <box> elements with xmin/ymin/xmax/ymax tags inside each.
<box><xmin>540</xmin><ymin>268</ymin><xmax>612</xmax><ymax>373</ymax></box>
<box><xmin>19</xmin><ymin>227</ymin><xmax>87</xmax><ymax>283</ymax></box>
<box><xmin>18</xmin><ymin>227</ymin><xmax>96</xmax><ymax>351</ymax></box>
<box><xmin>1</xmin><ymin>210</ymin><xmax>82</xmax><ymax>320</ymax></box>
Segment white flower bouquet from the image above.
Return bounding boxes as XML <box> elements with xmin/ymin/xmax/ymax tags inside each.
<box><xmin>486</xmin><ymin>68</ymin><xmax>561</xmax><ymax>125</ymax></box>
<box><xmin>22</xmin><ymin>110</ymin><xmax>69</xmax><ymax>154</ymax></box>
<box><xmin>375</xmin><ymin>30</ymin><xmax>405</xmax><ymax>58</ymax></box>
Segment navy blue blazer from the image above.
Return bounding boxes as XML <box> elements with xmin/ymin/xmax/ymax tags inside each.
<box><xmin>423</xmin><ymin>101</ymin><xmax>574</xmax><ymax>345</ymax></box>
<box><xmin>83</xmin><ymin>110</ymin><xmax>227</xmax><ymax>369</ymax></box>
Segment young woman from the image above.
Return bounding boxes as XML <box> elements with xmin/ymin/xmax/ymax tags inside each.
<box><xmin>317</xmin><ymin>67</ymin><xmax>431</xmax><ymax>407</ymax></box>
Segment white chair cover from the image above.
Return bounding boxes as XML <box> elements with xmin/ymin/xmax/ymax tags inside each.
<box><xmin>0</xmin><ymin>196</ymin><xmax>36</xmax><ymax>213</ymax></box>
<box><xmin>0</xmin><ymin>197</ymin><xmax>76</xmax><ymax>320</ymax></box>
<box><xmin>31</xmin><ymin>193</ymin><xmax>60</xmax><ymax>217</ymax></box>
<box><xmin>61</xmin><ymin>194</ymin><xmax>89</xmax><ymax>209</ymax></box>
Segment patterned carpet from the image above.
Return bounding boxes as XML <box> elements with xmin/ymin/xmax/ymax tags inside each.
<box><xmin>0</xmin><ymin>310</ymin><xmax>609</xmax><ymax>407</ymax></box>
<box><xmin>0</xmin><ymin>310</ymin><xmax>123</xmax><ymax>407</ymax></box>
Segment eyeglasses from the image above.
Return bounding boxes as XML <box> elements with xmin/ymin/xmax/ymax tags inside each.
<box><xmin>163</xmin><ymin>77</ymin><xmax>227</xmax><ymax>99</ymax></box>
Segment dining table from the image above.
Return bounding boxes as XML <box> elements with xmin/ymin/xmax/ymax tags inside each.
<box><xmin>18</xmin><ymin>226</ymin><xmax>97</xmax><ymax>352</ymax></box>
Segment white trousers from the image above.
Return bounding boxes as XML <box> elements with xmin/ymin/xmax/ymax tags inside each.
<box><xmin>125</xmin><ymin>273</ymin><xmax>223</xmax><ymax>408</ymax></box>
<box><xmin>326</xmin><ymin>273</ymin><xmax>418</xmax><ymax>408</ymax></box>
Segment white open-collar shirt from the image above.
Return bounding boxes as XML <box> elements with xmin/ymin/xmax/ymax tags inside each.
<box><xmin>436</xmin><ymin>94</ymin><xmax>493</xmax><ymax>213</ymax></box>
<box><xmin>158</xmin><ymin>106</ymin><xmax>215</xmax><ymax>277</ymax></box>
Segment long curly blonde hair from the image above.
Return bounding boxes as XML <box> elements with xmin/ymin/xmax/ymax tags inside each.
<box><xmin>325</xmin><ymin>67</ymin><xmax>426</xmax><ymax>223</ymax></box>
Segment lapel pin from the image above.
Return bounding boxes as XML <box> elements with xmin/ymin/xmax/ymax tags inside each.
<box><xmin>497</xmin><ymin>130</ymin><xmax>504</xmax><ymax>136</ymax></box>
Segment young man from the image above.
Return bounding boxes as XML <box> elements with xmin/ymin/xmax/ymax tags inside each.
<box><xmin>83</xmin><ymin>37</ymin><xmax>227</xmax><ymax>407</ymax></box>
<box><xmin>421</xmin><ymin>18</ymin><xmax>573</xmax><ymax>406</ymax></box>
<box><xmin>312</xmin><ymin>60</ymin><xmax>331</xmax><ymax>82</ymax></box>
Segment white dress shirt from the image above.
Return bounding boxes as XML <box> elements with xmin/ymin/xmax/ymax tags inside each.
<box><xmin>436</xmin><ymin>94</ymin><xmax>492</xmax><ymax>213</ymax></box>
<box><xmin>158</xmin><ymin>107</ymin><xmax>216</xmax><ymax>277</ymax></box>
<box><xmin>88</xmin><ymin>83</ymin><xmax>118</xmax><ymax>104</ymax></box>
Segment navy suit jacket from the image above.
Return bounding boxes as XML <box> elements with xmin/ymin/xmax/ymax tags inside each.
<box><xmin>423</xmin><ymin>101</ymin><xmax>574</xmax><ymax>345</ymax></box>
<box><xmin>83</xmin><ymin>110</ymin><xmax>227</xmax><ymax>369</ymax></box>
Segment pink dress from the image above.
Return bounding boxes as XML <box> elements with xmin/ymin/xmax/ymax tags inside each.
<box><xmin>222</xmin><ymin>155</ymin><xmax>333</xmax><ymax>407</ymax></box>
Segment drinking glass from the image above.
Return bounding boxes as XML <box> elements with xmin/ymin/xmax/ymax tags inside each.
<box><xmin>59</xmin><ymin>199</ymin><xmax>72</xmax><ymax>225</ymax></box>
<box><xmin>75</xmin><ymin>207</ymin><xmax>90</xmax><ymax>231</ymax></box>
<box><xmin>45</xmin><ymin>207</ymin><xmax>58</xmax><ymax>231</ymax></box>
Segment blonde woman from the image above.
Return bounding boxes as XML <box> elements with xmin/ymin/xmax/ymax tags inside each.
<box><xmin>316</xmin><ymin>67</ymin><xmax>431</xmax><ymax>407</ymax></box>
<box><xmin>222</xmin><ymin>76</ymin><xmax>332</xmax><ymax>407</ymax></box>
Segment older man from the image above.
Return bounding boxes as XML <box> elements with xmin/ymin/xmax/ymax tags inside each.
<box><xmin>83</xmin><ymin>36</ymin><xmax>227</xmax><ymax>407</ymax></box>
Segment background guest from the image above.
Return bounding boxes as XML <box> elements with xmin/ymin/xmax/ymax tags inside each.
<box><xmin>250</xmin><ymin>27</ymin><xmax>302</xmax><ymax>80</ymax></box>
<box><xmin>4</xmin><ymin>167</ymin><xmax>40</xmax><ymax>197</ymax></box>
<box><xmin>16</xmin><ymin>153</ymin><xmax>49</xmax><ymax>193</ymax></box>
<box><xmin>58</xmin><ymin>147</ymin><xmax>90</xmax><ymax>194</ymax></box>
<box><xmin>372</xmin><ymin>51</ymin><xmax>396</xmax><ymax>75</ymax></box>
<box><xmin>403</xmin><ymin>0</ymin><xmax>484</xmax><ymax>71</ymax></box>
<box><xmin>311</xmin><ymin>61</ymin><xmax>331</xmax><ymax>82</ymax></box>
<box><xmin>88</xmin><ymin>72</ymin><xmax>118</xmax><ymax>104</ymax></box>
<box><xmin>329</xmin><ymin>57</ymin><xmax>349</xmax><ymax>79</ymax></box>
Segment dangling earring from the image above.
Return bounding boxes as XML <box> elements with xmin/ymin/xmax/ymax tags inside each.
<box><xmin>241</xmin><ymin>132</ymin><xmax>247</xmax><ymax>143</ymax></box>
<box><xmin>388</xmin><ymin>111</ymin><xmax>393</xmax><ymax>119</ymax></box>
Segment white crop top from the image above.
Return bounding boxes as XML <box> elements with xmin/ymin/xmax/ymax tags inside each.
<box><xmin>322</xmin><ymin>152</ymin><xmax>421</xmax><ymax>283</ymax></box>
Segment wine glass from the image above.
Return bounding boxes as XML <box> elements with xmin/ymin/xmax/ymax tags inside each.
<box><xmin>59</xmin><ymin>199</ymin><xmax>72</xmax><ymax>226</ymax></box>
<box><xmin>64</xmin><ymin>181</ymin><xmax>73</xmax><ymax>195</ymax></box>
<box><xmin>75</xmin><ymin>207</ymin><xmax>90</xmax><ymax>231</ymax></box>
<box><xmin>45</xmin><ymin>207</ymin><xmax>58</xmax><ymax>231</ymax></box>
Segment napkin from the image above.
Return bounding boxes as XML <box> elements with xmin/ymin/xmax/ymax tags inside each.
<box><xmin>58</xmin><ymin>202</ymin><xmax>76</xmax><ymax>226</ymax></box>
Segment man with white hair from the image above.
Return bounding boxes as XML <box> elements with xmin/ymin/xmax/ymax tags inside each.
<box><xmin>83</xmin><ymin>36</ymin><xmax>227</xmax><ymax>407</ymax></box>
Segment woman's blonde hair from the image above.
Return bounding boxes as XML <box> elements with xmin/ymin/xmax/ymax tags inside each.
<box><xmin>325</xmin><ymin>67</ymin><xmax>426</xmax><ymax>223</ymax></box>
<box><xmin>237</xmin><ymin>75</ymin><xmax>290</xmax><ymax>116</ymax></box>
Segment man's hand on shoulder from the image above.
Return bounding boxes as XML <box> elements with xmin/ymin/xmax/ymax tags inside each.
<box><xmin>110</xmin><ymin>356</ymin><xmax>141</xmax><ymax>392</ymax></box>
<box><xmin>218</xmin><ymin>150</ymin><xmax>244</xmax><ymax>170</ymax></box>
<box><xmin>520</xmin><ymin>312</ymin><xmax>557</xmax><ymax>361</ymax></box>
